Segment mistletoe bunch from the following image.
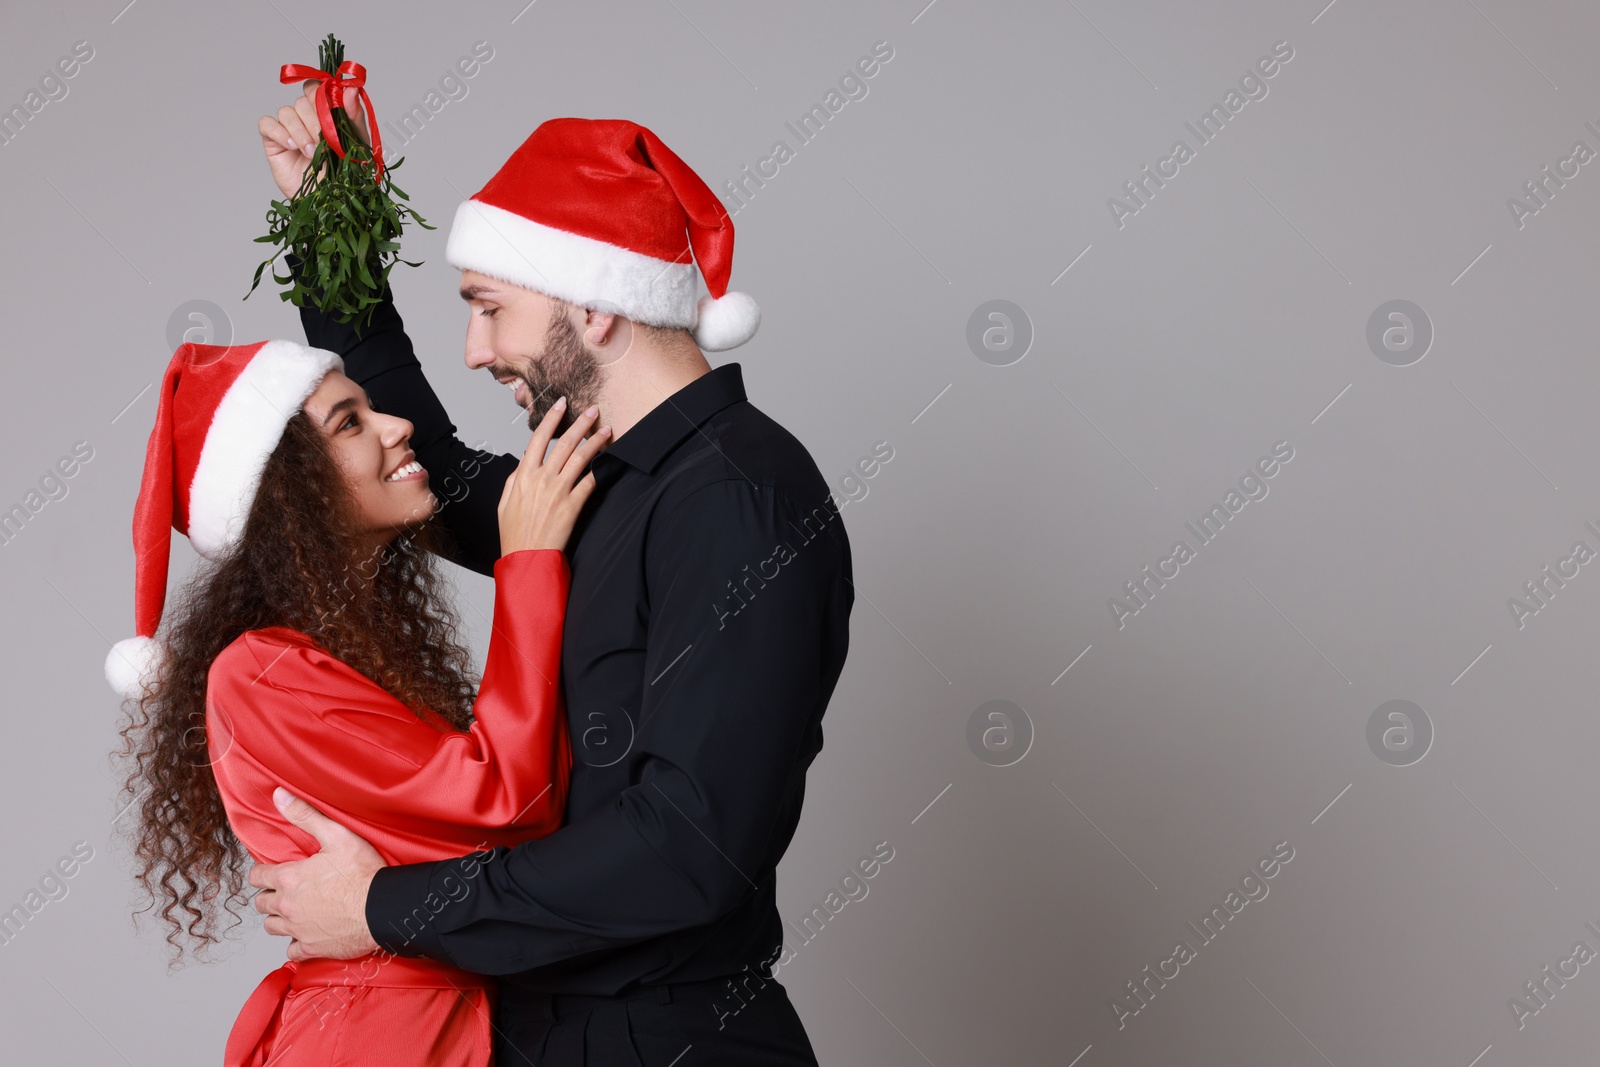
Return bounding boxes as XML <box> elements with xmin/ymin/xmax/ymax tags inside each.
<box><xmin>245</xmin><ymin>34</ymin><xmax>433</xmax><ymax>334</ymax></box>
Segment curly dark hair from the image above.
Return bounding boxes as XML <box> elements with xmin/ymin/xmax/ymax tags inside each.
<box><xmin>114</xmin><ymin>410</ymin><xmax>480</xmax><ymax>965</ymax></box>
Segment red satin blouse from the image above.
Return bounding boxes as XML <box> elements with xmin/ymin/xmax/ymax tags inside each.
<box><xmin>205</xmin><ymin>548</ymin><xmax>573</xmax><ymax>1066</ymax></box>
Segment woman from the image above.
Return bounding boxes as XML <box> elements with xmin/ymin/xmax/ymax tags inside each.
<box><xmin>107</xmin><ymin>337</ymin><xmax>610</xmax><ymax>1065</ymax></box>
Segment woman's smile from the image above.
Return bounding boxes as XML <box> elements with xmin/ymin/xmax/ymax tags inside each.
<box><xmin>384</xmin><ymin>452</ymin><xmax>428</xmax><ymax>484</ymax></box>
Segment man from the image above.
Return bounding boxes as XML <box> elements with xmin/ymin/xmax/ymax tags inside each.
<box><xmin>248</xmin><ymin>89</ymin><xmax>853</xmax><ymax>1064</ymax></box>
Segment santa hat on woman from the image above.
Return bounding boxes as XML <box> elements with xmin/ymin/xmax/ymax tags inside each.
<box><xmin>445</xmin><ymin>118</ymin><xmax>760</xmax><ymax>351</ymax></box>
<box><xmin>105</xmin><ymin>339</ymin><xmax>343</xmax><ymax>701</ymax></box>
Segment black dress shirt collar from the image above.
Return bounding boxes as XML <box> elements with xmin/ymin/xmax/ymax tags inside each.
<box><xmin>597</xmin><ymin>362</ymin><xmax>747</xmax><ymax>476</ymax></box>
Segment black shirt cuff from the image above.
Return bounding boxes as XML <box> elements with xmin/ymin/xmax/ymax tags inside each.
<box><xmin>366</xmin><ymin>860</ymin><xmax>451</xmax><ymax>959</ymax></box>
<box><xmin>283</xmin><ymin>251</ymin><xmax>402</xmax><ymax>351</ymax></box>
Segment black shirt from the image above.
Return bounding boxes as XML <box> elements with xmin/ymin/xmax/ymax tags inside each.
<box><xmin>295</xmin><ymin>284</ymin><xmax>854</xmax><ymax>996</ymax></box>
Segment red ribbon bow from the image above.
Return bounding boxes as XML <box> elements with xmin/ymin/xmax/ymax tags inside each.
<box><xmin>278</xmin><ymin>59</ymin><xmax>384</xmax><ymax>182</ymax></box>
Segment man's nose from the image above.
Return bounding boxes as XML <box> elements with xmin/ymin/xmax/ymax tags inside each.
<box><xmin>464</xmin><ymin>319</ymin><xmax>494</xmax><ymax>369</ymax></box>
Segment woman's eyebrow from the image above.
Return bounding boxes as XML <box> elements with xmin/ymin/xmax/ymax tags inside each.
<box><xmin>321</xmin><ymin>396</ymin><xmax>359</xmax><ymax>428</ymax></box>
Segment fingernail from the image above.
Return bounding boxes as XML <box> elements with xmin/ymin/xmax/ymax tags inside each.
<box><xmin>598</xmin><ymin>426</ymin><xmax>612</xmax><ymax>436</ymax></box>
<box><xmin>585</xmin><ymin>405</ymin><xmax>599</xmax><ymax>418</ymax></box>
<box><xmin>286</xmin><ymin>137</ymin><xmax>297</xmax><ymax>149</ymax></box>
<box><xmin>273</xmin><ymin>786</ymin><xmax>292</xmax><ymax>809</ymax></box>
<box><xmin>554</xmin><ymin>396</ymin><xmax>567</xmax><ymax>408</ymax></box>
<box><xmin>303</xmin><ymin>142</ymin><xmax>315</xmax><ymax>156</ymax></box>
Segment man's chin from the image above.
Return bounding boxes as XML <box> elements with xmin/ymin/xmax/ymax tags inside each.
<box><xmin>524</xmin><ymin>398</ymin><xmax>556</xmax><ymax>424</ymax></box>
<box><xmin>530</xmin><ymin>409</ymin><xmax>579</xmax><ymax>435</ymax></box>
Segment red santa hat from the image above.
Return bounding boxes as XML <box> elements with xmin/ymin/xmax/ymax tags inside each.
<box><xmin>445</xmin><ymin>118</ymin><xmax>760</xmax><ymax>351</ymax></box>
<box><xmin>105</xmin><ymin>339</ymin><xmax>343</xmax><ymax>701</ymax></box>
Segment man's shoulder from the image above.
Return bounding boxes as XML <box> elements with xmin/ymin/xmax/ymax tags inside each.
<box><xmin>663</xmin><ymin>397</ymin><xmax>835</xmax><ymax>514</ymax></box>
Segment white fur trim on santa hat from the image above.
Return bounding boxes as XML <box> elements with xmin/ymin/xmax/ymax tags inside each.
<box><xmin>446</xmin><ymin>199</ymin><xmax>702</xmax><ymax>331</ymax></box>
<box><xmin>105</xmin><ymin>635</ymin><xmax>164</xmax><ymax>702</ymax></box>
<box><xmin>187</xmin><ymin>340</ymin><xmax>342</xmax><ymax>560</ymax></box>
<box><xmin>693</xmin><ymin>291</ymin><xmax>760</xmax><ymax>351</ymax></box>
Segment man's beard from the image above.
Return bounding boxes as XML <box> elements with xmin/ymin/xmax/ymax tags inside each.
<box><xmin>512</xmin><ymin>306</ymin><xmax>604</xmax><ymax>435</ymax></box>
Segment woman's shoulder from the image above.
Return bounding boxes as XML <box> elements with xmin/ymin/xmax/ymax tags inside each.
<box><xmin>206</xmin><ymin>628</ymin><xmax>458</xmax><ymax>757</ymax></box>
<box><xmin>208</xmin><ymin>626</ymin><xmax>341</xmax><ymax>690</ymax></box>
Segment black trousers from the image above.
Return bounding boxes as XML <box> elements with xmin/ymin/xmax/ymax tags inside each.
<box><xmin>494</xmin><ymin>975</ymin><xmax>820</xmax><ymax>1066</ymax></box>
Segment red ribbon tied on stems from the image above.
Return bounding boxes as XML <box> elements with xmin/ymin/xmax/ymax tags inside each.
<box><xmin>278</xmin><ymin>60</ymin><xmax>385</xmax><ymax>182</ymax></box>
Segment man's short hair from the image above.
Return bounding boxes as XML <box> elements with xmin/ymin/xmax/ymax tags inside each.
<box><xmin>556</xmin><ymin>296</ymin><xmax>697</xmax><ymax>352</ymax></box>
<box><xmin>637</xmin><ymin>320</ymin><xmax>694</xmax><ymax>345</ymax></box>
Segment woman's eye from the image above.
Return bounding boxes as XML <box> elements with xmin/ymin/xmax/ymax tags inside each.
<box><xmin>341</xmin><ymin>413</ymin><xmax>359</xmax><ymax>431</ymax></box>
<box><xmin>479</xmin><ymin>307</ymin><xmax>497</xmax><ymax>318</ymax></box>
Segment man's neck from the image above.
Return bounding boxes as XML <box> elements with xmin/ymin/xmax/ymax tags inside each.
<box><xmin>601</xmin><ymin>345</ymin><xmax>713</xmax><ymax>441</ymax></box>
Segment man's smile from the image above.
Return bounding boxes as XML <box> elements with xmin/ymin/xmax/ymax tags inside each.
<box><xmin>494</xmin><ymin>373</ymin><xmax>530</xmax><ymax>407</ymax></box>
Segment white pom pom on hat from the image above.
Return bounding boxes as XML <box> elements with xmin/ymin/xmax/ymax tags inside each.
<box><xmin>693</xmin><ymin>291</ymin><xmax>761</xmax><ymax>352</ymax></box>
<box><xmin>105</xmin><ymin>636</ymin><xmax>164</xmax><ymax>703</ymax></box>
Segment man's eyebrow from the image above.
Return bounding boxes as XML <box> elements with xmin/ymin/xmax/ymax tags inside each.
<box><xmin>321</xmin><ymin>396</ymin><xmax>358</xmax><ymax>428</ymax></box>
<box><xmin>459</xmin><ymin>283</ymin><xmax>499</xmax><ymax>301</ymax></box>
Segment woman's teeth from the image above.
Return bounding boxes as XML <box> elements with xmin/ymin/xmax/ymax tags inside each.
<box><xmin>386</xmin><ymin>460</ymin><xmax>424</xmax><ymax>482</ymax></box>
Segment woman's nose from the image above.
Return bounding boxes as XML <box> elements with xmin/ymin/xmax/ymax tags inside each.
<box><xmin>382</xmin><ymin>414</ymin><xmax>414</xmax><ymax>444</ymax></box>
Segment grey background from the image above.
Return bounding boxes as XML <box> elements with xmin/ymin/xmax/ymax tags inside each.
<box><xmin>1</xmin><ymin>0</ymin><xmax>1596</xmax><ymax>1063</ymax></box>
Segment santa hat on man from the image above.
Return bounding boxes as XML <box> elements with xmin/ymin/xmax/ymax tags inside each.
<box><xmin>105</xmin><ymin>339</ymin><xmax>343</xmax><ymax>701</ymax></box>
<box><xmin>445</xmin><ymin>118</ymin><xmax>760</xmax><ymax>351</ymax></box>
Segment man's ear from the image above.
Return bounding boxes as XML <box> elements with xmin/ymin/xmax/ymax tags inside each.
<box><xmin>579</xmin><ymin>301</ymin><xmax>637</xmax><ymax>366</ymax></box>
<box><xmin>583</xmin><ymin>308</ymin><xmax>619</xmax><ymax>347</ymax></box>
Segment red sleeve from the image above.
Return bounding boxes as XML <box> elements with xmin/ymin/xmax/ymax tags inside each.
<box><xmin>207</xmin><ymin>549</ymin><xmax>572</xmax><ymax>855</ymax></box>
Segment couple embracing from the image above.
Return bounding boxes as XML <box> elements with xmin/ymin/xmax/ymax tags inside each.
<box><xmin>109</xmin><ymin>82</ymin><xmax>852</xmax><ymax>1066</ymax></box>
